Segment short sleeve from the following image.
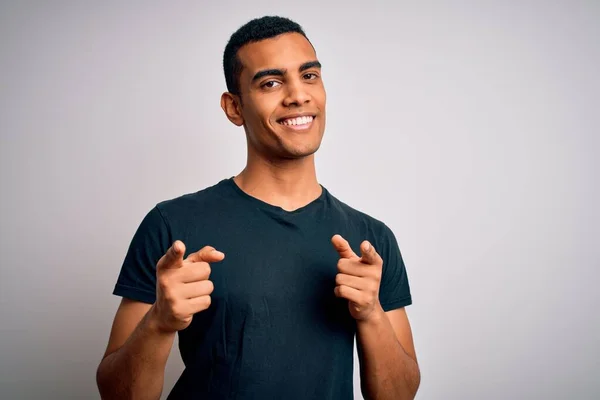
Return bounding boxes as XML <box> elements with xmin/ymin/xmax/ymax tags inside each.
<box><xmin>112</xmin><ymin>206</ymin><xmax>172</xmax><ymax>304</ymax></box>
<box><xmin>377</xmin><ymin>224</ymin><xmax>412</xmax><ymax>312</ymax></box>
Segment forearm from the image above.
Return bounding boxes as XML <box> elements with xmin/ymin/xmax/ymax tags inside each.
<box><xmin>96</xmin><ymin>306</ymin><xmax>176</xmax><ymax>400</ymax></box>
<box><xmin>356</xmin><ymin>307</ymin><xmax>420</xmax><ymax>400</ymax></box>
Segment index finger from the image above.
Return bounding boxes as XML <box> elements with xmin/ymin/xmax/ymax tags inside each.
<box><xmin>156</xmin><ymin>240</ymin><xmax>185</xmax><ymax>270</ymax></box>
<box><xmin>359</xmin><ymin>241</ymin><xmax>382</xmax><ymax>265</ymax></box>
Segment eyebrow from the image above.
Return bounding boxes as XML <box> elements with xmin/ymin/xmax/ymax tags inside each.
<box><xmin>251</xmin><ymin>60</ymin><xmax>322</xmax><ymax>82</ymax></box>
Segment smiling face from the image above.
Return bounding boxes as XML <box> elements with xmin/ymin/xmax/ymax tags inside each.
<box><xmin>222</xmin><ymin>32</ymin><xmax>326</xmax><ymax>160</ymax></box>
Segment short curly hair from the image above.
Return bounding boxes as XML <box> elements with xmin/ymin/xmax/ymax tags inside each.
<box><xmin>223</xmin><ymin>16</ymin><xmax>311</xmax><ymax>95</ymax></box>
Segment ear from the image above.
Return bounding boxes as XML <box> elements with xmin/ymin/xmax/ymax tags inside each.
<box><xmin>221</xmin><ymin>92</ymin><xmax>244</xmax><ymax>126</ymax></box>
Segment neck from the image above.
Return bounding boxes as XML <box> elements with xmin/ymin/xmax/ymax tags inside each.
<box><xmin>234</xmin><ymin>150</ymin><xmax>322</xmax><ymax>212</ymax></box>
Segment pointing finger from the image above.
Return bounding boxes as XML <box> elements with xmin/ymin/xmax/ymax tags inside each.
<box><xmin>359</xmin><ymin>240</ymin><xmax>381</xmax><ymax>265</ymax></box>
<box><xmin>185</xmin><ymin>245</ymin><xmax>225</xmax><ymax>263</ymax></box>
<box><xmin>157</xmin><ymin>240</ymin><xmax>185</xmax><ymax>269</ymax></box>
<box><xmin>331</xmin><ymin>234</ymin><xmax>358</xmax><ymax>259</ymax></box>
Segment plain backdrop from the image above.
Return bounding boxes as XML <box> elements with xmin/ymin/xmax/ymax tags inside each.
<box><xmin>1</xmin><ymin>1</ymin><xmax>599</xmax><ymax>399</ymax></box>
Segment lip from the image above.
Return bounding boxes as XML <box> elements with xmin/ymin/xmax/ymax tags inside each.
<box><xmin>277</xmin><ymin>112</ymin><xmax>317</xmax><ymax>121</ymax></box>
<box><xmin>277</xmin><ymin>114</ymin><xmax>316</xmax><ymax>131</ymax></box>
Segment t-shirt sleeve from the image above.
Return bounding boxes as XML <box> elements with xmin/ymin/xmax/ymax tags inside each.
<box><xmin>112</xmin><ymin>205</ymin><xmax>172</xmax><ymax>304</ymax></box>
<box><xmin>377</xmin><ymin>223</ymin><xmax>412</xmax><ymax>312</ymax></box>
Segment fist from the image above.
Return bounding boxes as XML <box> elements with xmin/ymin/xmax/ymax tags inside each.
<box><xmin>331</xmin><ymin>234</ymin><xmax>383</xmax><ymax>321</ymax></box>
<box><xmin>151</xmin><ymin>240</ymin><xmax>225</xmax><ymax>333</ymax></box>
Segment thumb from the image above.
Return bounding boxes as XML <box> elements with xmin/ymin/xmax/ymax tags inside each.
<box><xmin>186</xmin><ymin>245</ymin><xmax>225</xmax><ymax>263</ymax></box>
<box><xmin>331</xmin><ymin>234</ymin><xmax>357</xmax><ymax>259</ymax></box>
<box><xmin>359</xmin><ymin>240</ymin><xmax>380</xmax><ymax>265</ymax></box>
<box><xmin>157</xmin><ymin>240</ymin><xmax>185</xmax><ymax>269</ymax></box>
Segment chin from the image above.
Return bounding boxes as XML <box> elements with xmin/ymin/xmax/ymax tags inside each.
<box><xmin>283</xmin><ymin>143</ymin><xmax>321</xmax><ymax>159</ymax></box>
<box><xmin>281</xmin><ymin>132</ymin><xmax>324</xmax><ymax>158</ymax></box>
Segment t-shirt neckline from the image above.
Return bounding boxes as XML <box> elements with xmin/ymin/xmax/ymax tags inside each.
<box><xmin>225</xmin><ymin>177</ymin><xmax>326</xmax><ymax>215</ymax></box>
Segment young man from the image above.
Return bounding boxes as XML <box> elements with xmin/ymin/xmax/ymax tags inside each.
<box><xmin>96</xmin><ymin>16</ymin><xmax>420</xmax><ymax>400</ymax></box>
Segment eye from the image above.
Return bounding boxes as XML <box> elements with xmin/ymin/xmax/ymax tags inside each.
<box><xmin>261</xmin><ymin>80</ymin><xmax>281</xmax><ymax>89</ymax></box>
<box><xmin>303</xmin><ymin>72</ymin><xmax>319</xmax><ymax>80</ymax></box>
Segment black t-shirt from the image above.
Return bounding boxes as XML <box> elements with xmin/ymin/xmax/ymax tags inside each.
<box><xmin>113</xmin><ymin>178</ymin><xmax>412</xmax><ymax>399</ymax></box>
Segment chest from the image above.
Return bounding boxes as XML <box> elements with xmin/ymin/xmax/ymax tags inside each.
<box><xmin>210</xmin><ymin>223</ymin><xmax>341</xmax><ymax>307</ymax></box>
<box><xmin>179</xmin><ymin>210</ymin><xmax>363</xmax><ymax>326</ymax></box>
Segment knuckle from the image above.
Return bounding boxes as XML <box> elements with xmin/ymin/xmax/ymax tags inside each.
<box><xmin>159</xmin><ymin>285</ymin><xmax>172</xmax><ymax>300</ymax></box>
<box><xmin>173</xmin><ymin>310</ymin><xmax>186</xmax><ymax>322</ymax></box>
<box><xmin>374</xmin><ymin>270</ymin><xmax>382</xmax><ymax>281</ymax></box>
<box><xmin>335</xmin><ymin>274</ymin><xmax>343</xmax><ymax>285</ymax></box>
<box><xmin>367</xmin><ymin>270</ymin><xmax>379</xmax><ymax>280</ymax></box>
<box><xmin>170</xmin><ymin>301</ymin><xmax>183</xmax><ymax>317</ymax></box>
<box><xmin>206</xmin><ymin>280</ymin><xmax>214</xmax><ymax>293</ymax></box>
<box><xmin>164</xmin><ymin>291</ymin><xmax>178</xmax><ymax>305</ymax></box>
<box><xmin>369</xmin><ymin>282</ymin><xmax>378</xmax><ymax>293</ymax></box>
<box><xmin>157</xmin><ymin>276</ymin><xmax>169</xmax><ymax>290</ymax></box>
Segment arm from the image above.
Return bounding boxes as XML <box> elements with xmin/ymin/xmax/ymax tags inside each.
<box><xmin>356</xmin><ymin>307</ymin><xmax>420</xmax><ymax>400</ymax></box>
<box><xmin>96</xmin><ymin>299</ymin><xmax>176</xmax><ymax>400</ymax></box>
<box><xmin>331</xmin><ymin>234</ymin><xmax>419</xmax><ymax>400</ymax></box>
<box><xmin>97</xmin><ymin>241</ymin><xmax>224</xmax><ymax>399</ymax></box>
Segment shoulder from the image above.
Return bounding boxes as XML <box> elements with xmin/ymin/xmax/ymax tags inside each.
<box><xmin>154</xmin><ymin>178</ymin><xmax>232</xmax><ymax>220</ymax></box>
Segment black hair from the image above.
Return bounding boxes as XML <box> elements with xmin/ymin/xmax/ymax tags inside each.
<box><xmin>223</xmin><ymin>16</ymin><xmax>310</xmax><ymax>95</ymax></box>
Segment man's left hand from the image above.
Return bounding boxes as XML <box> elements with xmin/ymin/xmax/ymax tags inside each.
<box><xmin>331</xmin><ymin>234</ymin><xmax>384</xmax><ymax>321</ymax></box>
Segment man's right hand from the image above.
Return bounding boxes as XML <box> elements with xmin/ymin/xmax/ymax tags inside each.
<box><xmin>150</xmin><ymin>240</ymin><xmax>225</xmax><ymax>333</ymax></box>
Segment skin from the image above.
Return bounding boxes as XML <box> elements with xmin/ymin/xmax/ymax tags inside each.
<box><xmin>332</xmin><ymin>235</ymin><xmax>421</xmax><ymax>399</ymax></box>
<box><xmin>222</xmin><ymin>34</ymin><xmax>421</xmax><ymax>397</ymax></box>
<box><xmin>220</xmin><ymin>32</ymin><xmax>325</xmax><ymax>210</ymax></box>
<box><xmin>96</xmin><ymin>32</ymin><xmax>419</xmax><ymax>400</ymax></box>
<box><xmin>96</xmin><ymin>243</ymin><xmax>224</xmax><ymax>399</ymax></box>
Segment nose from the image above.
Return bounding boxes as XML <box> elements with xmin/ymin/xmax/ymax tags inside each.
<box><xmin>282</xmin><ymin>79</ymin><xmax>311</xmax><ymax>107</ymax></box>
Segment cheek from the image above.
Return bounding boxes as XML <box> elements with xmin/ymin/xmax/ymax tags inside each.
<box><xmin>242</xmin><ymin>103</ymin><xmax>277</xmax><ymax>138</ymax></box>
<box><xmin>312</xmin><ymin>86</ymin><xmax>327</xmax><ymax>109</ymax></box>
<box><xmin>242</xmin><ymin>103</ymin><xmax>263</xmax><ymax>127</ymax></box>
<box><xmin>248</xmin><ymin>96</ymin><xmax>277</xmax><ymax>123</ymax></box>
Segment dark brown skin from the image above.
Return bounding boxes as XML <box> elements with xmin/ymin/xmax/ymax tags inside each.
<box><xmin>96</xmin><ymin>242</ymin><xmax>224</xmax><ymax>399</ymax></box>
<box><xmin>220</xmin><ymin>32</ymin><xmax>326</xmax><ymax>211</ymax></box>
<box><xmin>332</xmin><ymin>235</ymin><xmax>421</xmax><ymax>399</ymax></box>
<box><xmin>97</xmin><ymin>32</ymin><xmax>419</xmax><ymax>400</ymax></box>
<box><xmin>221</xmin><ymin>32</ymin><xmax>420</xmax><ymax>399</ymax></box>
<box><xmin>221</xmin><ymin>33</ymin><xmax>326</xmax><ymax>160</ymax></box>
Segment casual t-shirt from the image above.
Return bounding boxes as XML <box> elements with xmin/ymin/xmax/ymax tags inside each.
<box><xmin>113</xmin><ymin>178</ymin><xmax>412</xmax><ymax>399</ymax></box>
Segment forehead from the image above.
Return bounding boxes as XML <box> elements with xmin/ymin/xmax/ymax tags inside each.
<box><xmin>237</xmin><ymin>32</ymin><xmax>317</xmax><ymax>75</ymax></box>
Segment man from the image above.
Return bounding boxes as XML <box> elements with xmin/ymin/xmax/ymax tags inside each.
<box><xmin>96</xmin><ymin>16</ymin><xmax>420</xmax><ymax>400</ymax></box>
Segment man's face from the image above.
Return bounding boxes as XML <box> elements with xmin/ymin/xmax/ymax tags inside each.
<box><xmin>235</xmin><ymin>32</ymin><xmax>326</xmax><ymax>160</ymax></box>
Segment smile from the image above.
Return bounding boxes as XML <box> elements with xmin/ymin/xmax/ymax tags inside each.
<box><xmin>278</xmin><ymin>115</ymin><xmax>315</xmax><ymax>131</ymax></box>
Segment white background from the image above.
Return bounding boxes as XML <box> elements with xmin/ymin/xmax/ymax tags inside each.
<box><xmin>1</xmin><ymin>1</ymin><xmax>598</xmax><ymax>399</ymax></box>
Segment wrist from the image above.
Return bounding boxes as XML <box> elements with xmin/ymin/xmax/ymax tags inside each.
<box><xmin>356</xmin><ymin>303</ymin><xmax>386</xmax><ymax>328</ymax></box>
<box><xmin>147</xmin><ymin>304</ymin><xmax>176</xmax><ymax>336</ymax></box>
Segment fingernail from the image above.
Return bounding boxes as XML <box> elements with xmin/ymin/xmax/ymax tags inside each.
<box><xmin>364</xmin><ymin>242</ymin><xmax>370</xmax><ymax>251</ymax></box>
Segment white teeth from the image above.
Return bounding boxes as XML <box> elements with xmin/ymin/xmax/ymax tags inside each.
<box><xmin>281</xmin><ymin>116</ymin><xmax>314</xmax><ymax>126</ymax></box>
